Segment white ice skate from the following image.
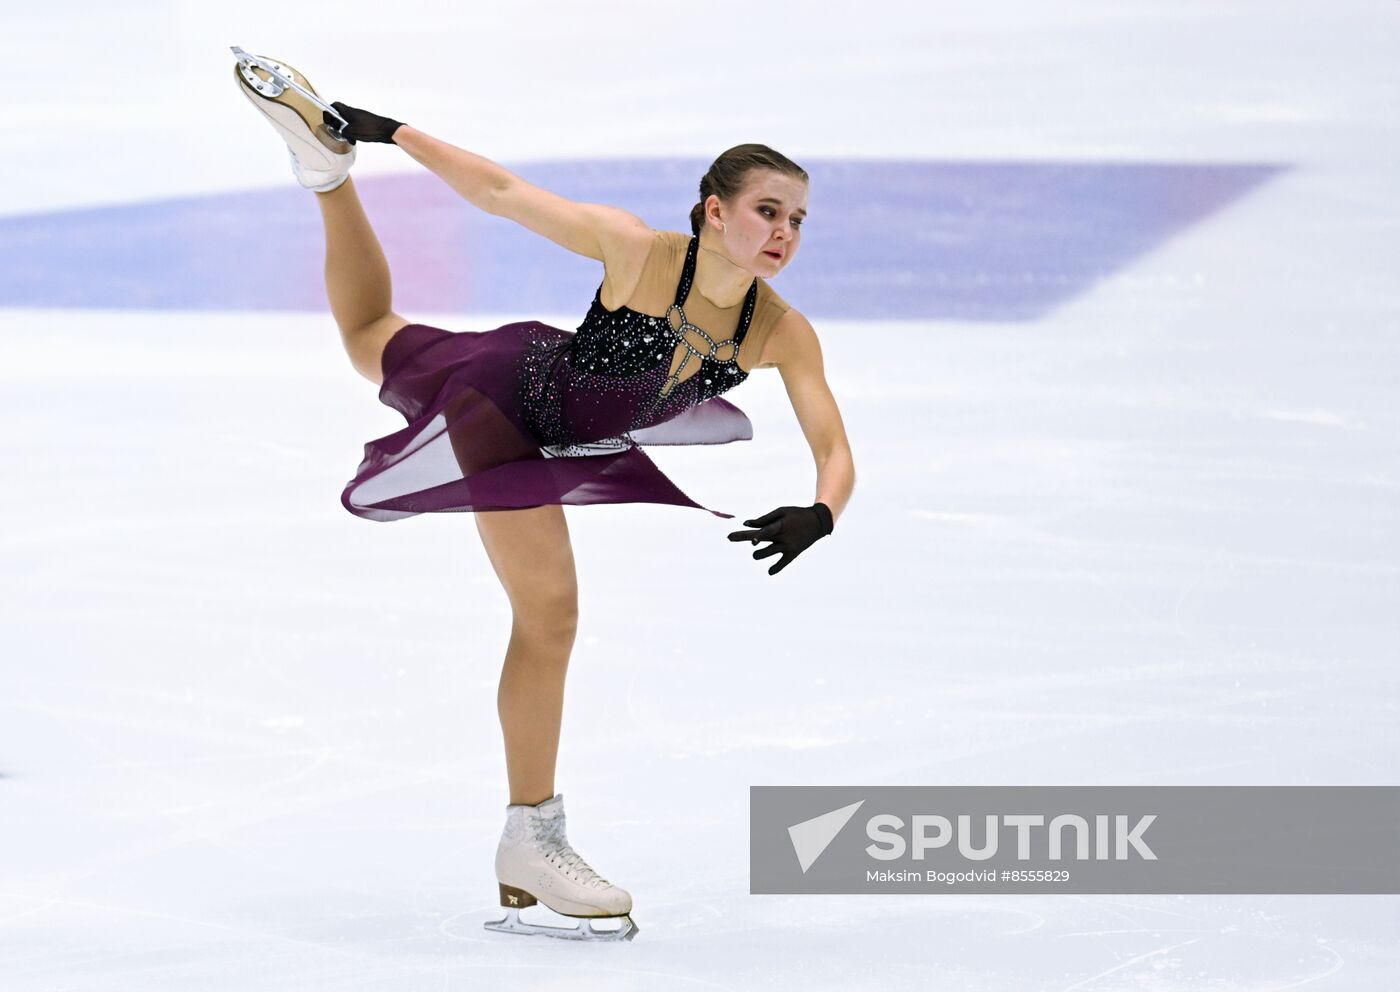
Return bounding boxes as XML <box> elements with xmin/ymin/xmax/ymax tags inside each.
<box><xmin>484</xmin><ymin>793</ymin><xmax>638</xmax><ymax>941</ymax></box>
<box><xmin>230</xmin><ymin>46</ymin><xmax>355</xmax><ymax>192</ymax></box>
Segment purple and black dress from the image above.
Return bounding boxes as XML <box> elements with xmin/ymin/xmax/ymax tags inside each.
<box><xmin>341</xmin><ymin>230</ymin><xmax>791</xmax><ymax>520</ymax></box>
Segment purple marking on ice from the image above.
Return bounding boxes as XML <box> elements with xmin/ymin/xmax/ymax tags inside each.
<box><xmin>0</xmin><ymin>159</ymin><xmax>1283</xmax><ymax>320</ymax></box>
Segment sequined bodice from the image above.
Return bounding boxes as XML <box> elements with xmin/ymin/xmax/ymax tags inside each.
<box><xmin>571</xmin><ymin>234</ymin><xmax>758</xmax><ymax>408</ymax></box>
<box><xmin>517</xmin><ymin>235</ymin><xmax>759</xmax><ymax>456</ymax></box>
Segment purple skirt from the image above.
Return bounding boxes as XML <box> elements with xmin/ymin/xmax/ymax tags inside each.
<box><xmin>340</xmin><ymin>322</ymin><xmax>753</xmax><ymax>520</ymax></box>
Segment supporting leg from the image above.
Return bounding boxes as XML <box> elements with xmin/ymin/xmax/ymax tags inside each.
<box><xmin>473</xmin><ymin>504</ymin><xmax>579</xmax><ymax>806</ymax></box>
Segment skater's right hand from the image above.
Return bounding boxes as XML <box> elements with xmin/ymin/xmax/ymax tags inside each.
<box><xmin>325</xmin><ymin>102</ymin><xmax>405</xmax><ymax>144</ymax></box>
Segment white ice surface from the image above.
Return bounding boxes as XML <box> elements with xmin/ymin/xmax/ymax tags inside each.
<box><xmin>2</xmin><ymin>1</ymin><xmax>1399</xmax><ymax>989</ymax></box>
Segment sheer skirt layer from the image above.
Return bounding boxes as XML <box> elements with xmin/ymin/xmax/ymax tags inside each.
<box><xmin>340</xmin><ymin>322</ymin><xmax>752</xmax><ymax>520</ymax></box>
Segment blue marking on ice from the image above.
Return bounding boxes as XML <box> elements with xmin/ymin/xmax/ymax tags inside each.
<box><xmin>0</xmin><ymin>159</ymin><xmax>1282</xmax><ymax>319</ymax></box>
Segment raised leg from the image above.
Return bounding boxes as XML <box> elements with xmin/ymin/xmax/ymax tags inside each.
<box><xmin>314</xmin><ymin>176</ymin><xmax>409</xmax><ymax>385</ymax></box>
<box><xmin>472</xmin><ymin>504</ymin><xmax>580</xmax><ymax>806</ymax></box>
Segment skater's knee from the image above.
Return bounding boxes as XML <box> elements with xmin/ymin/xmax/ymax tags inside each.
<box><xmin>512</xmin><ymin>586</ymin><xmax>579</xmax><ymax>644</ymax></box>
<box><xmin>475</xmin><ymin>503</ymin><xmax>578</xmax><ymax>643</ymax></box>
<box><xmin>343</xmin><ymin>312</ymin><xmax>409</xmax><ymax>385</ymax></box>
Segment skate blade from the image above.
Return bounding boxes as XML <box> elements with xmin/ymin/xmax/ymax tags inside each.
<box><xmin>483</xmin><ymin>907</ymin><xmax>638</xmax><ymax>942</ymax></box>
<box><xmin>230</xmin><ymin>46</ymin><xmax>349</xmax><ymax>136</ymax></box>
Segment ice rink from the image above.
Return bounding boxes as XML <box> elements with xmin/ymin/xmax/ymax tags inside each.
<box><xmin>2</xmin><ymin>1</ymin><xmax>1398</xmax><ymax>988</ymax></box>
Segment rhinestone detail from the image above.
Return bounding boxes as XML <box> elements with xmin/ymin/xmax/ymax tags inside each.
<box><xmin>517</xmin><ymin>234</ymin><xmax>758</xmax><ymax>455</ymax></box>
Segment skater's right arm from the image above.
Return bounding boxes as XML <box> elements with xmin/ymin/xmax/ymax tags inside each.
<box><xmin>393</xmin><ymin>127</ymin><xmax>650</xmax><ymax>262</ymax></box>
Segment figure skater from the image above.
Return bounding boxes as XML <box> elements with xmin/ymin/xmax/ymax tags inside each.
<box><xmin>232</xmin><ymin>48</ymin><xmax>855</xmax><ymax>942</ymax></box>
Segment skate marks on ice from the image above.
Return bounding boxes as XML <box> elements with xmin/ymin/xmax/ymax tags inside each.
<box><xmin>0</xmin><ymin>886</ymin><xmax>1354</xmax><ymax>991</ymax></box>
<box><xmin>1046</xmin><ymin>898</ymin><xmax>1349</xmax><ymax>992</ymax></box>
<box><xmin>435</xmin><ymin>893</ymin><xmax>1353</xmax><ymax>989</ymax></box>
<box><xmin>722</xmin><ymin>896</ymin><xmax>1350</xmax><ymax>990</ymax></box>
<box><xmin>0</xmin><ymin>657</ymin><xmax>493</xmax><ymax>906</ymax></box>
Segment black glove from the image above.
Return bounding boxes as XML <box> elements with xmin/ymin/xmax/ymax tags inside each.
<box><xmin>324</xmin><ymin>101</ymin><xmax>405</xmax><ymax>144</ymax></box>
<box><xmin>727</xmin><ymin>502</ymin><xmax>834</xmax><ymax>576</ymax></box>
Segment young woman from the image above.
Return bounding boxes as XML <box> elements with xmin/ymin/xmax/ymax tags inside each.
<box><xmin>233</xmin><ymin>48</ymin><xmax>855</xmax><ymax>942</ymax></box>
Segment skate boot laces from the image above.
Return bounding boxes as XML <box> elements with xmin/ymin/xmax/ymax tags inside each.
<box><xmin>535</xmin><ymin>816</ymin><xmax>612</xmax><ymax>890</ymax></box>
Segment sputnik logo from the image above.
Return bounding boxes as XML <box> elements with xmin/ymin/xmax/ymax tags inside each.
<box><xmin>787</xmin><ymin>800</ymin><xmax>865</xmax><ymax>873</ymax></box>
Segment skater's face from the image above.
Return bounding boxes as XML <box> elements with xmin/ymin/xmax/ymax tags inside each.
<box><xmin>710</xmin><ymin>170</ymin><xmax>807</xmax><ymax>275</ymax></box>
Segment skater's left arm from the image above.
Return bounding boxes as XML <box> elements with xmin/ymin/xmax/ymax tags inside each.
<box><xmin>725</xmin><ymin>309</ymin><xmax>854</xmax><ymax>575</ymax></box>
<box><xmin>773</xmin><ymin>309</ymin><xmax>855</xmax><ymax>525</ymax></box>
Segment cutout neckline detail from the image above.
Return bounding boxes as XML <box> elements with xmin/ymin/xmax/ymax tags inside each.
<box><xmin>592</xmin><ymin>234</ymin><xmax>760</xmax><ymax>374</ymax></box>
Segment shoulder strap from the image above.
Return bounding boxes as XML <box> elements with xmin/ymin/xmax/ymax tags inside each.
<box><xmin>674</xmin><ymin>235</ymin><xmax>700</xmax><ymax>307</ymax></box>
<box><xmin>732</xmin><ymin>279</ymin><xmax>760</xmax><ymax>345</ymax></box>
<box><xmin>613</xmin><ymin>231</ymin><xmax>687</xmax><ymax>316</ymax></box>
<box><xmin>678</xmin><ymin>235</ymin><xmax>760</xmax><ymax>346</ymax></box>
<box><xmin>737</xmin><ymin>279</ymin><xmax>791</xmax><ymax>362</ymax></box>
